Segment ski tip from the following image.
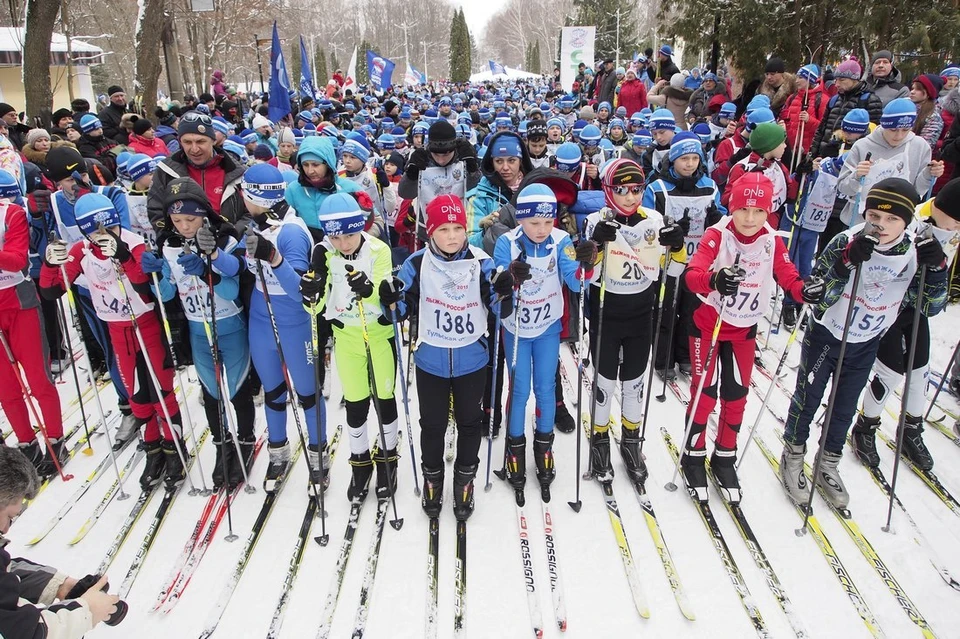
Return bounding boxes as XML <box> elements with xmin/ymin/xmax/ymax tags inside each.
<box><xmin>567</xmin><ymin>500</ymin><xmax>582</xmax><ymax>513</ymax></box>
<box><xmin>315</xmin><ymin>534</ymin><xmax>329</xmax><ymax>546</ymax></box>
<box><xmin>514</xmin><ymin>491</ymin><xmax>525</xmax><ymax>507</ymax></box>
<box><xmin>557</xmin><ymin>620</ymin><xmax>568</xmax><ymax>631</ymax></box>
<box><xmin>389</xmin><ymin>518</ymin><xmax>404</xmax><ymax>531</ymax></box>
<box><xmin>64</xmin><ymin>474</ymin><xmax>75</xmax><ymax>481</ymax></box>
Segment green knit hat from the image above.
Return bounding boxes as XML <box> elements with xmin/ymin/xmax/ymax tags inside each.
<box><xmin>750</xmin><ymin>122</ymin><xmax>787</xmax><ymax>155</ymax></box>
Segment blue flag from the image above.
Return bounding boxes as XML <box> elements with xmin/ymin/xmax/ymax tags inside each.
<box><xmin>268</xmin><ymin>22</ymin><xmax>291</xmax><ymax>123</ymax></box>
<box><xmin>298</xmin><ymin>36</ymin><xmax>316</xmax><ymax>103</ymax></box>
<box><xmin>366</xmin><ymin>51</ymin><xmax>396</xmax><ymax>90</ymax></box>
<box><xmin>489</xmin><ymin>60</ymin><xmax>506</xmax><ymax>75</ymax></box>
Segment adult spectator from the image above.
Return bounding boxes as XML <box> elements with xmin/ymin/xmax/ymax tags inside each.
<box><xmin>865</xmin><ymin>50</ymin><xmax>909</xmax><ymax>107</ymax></box>
<box><xmin>49</xmin><ymin>108</ymin><xmax>75</xmax><ymax>137</ymax></box>
<box><xmin>210</xmin><ymin>69</ymin><xmax>227</xmax><ymax>99</ymax></box>
<box><xmin>648</xmin><ymin>73</ymin><xmax>694</xmax><ymax>130</ymax></box>
<box><xmin>0</xmin><ymin>446</ymin><xmax>122</xmax><ymax>639</ymax></box>
<box><xmin>598</xmin><ymin>59</ymin><xmax>619</xmax><ymax>105</ymax></box>
<box><xmin>688</xmin><ymin>71</ymin><xmax>729</xmax><ymax>120</ymax></box>
<box><xmin>96</xmin><ymin>85</ymin><xmax>129</xmax><ymax>145</ymax></box>
<box><xmin>779</xmin><ymin>64</ymin><xmax>827</xmax><ymax>160</ymax></box>
<box><xmin>647</xmin><ymin>45</ymin><xmax>680</xmax><ymax>85</ymax></box>
<box><xmin>147</xmin><ymin>111</ymin><xmax>246</xmax><ymax>233</ymax></box>
<box><xmin>809</xmin><ymin>59</ymin><xmax>883</xmax><ymax>157</ymax></box>
<box><xmin>0</xmin><ymin>104</ymin><xmax>25</xmax><ymax>150</ymax></box>
<box><xmin>757</xmin><ymin>58</ymin><xmax>796</xmax><ymax>117</ymax></box>
<box><xmin>616</xmin><ymin>66</ymin><xmax>648</xmax><ymax>116</ymax></box>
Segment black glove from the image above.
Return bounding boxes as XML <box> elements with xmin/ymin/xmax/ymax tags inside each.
<box><xmin>375</xmin><ymin>167</ymin><xmax>389</xmax><ymax>188</ymax></box>
<box><xmin>591</xmin><ymin>220</ymin><xmax>618</xmax><ymax>244</ymax></box>
<box><xmin>795</xmin><ymin>157</ymin><xmax>813</xmax><ymax>176</ymax></box>
<box><xmin>800</xmin><ymin>276</ymin><xmax>825</xmax><ymax>304</ymax></box>
<box><xmin>658</xmin><ymin>222</ymin><xmax>685</xmax><ymax>251</ymax></box>
<box><xmin>915</xmin><ymin>235</ymin><xmax>947</xmax><ymax>270</ymax></box>
<box><xmin>456</xmin><ymin>139</ymin><xmax>478</xmax><ymax>173</ymax></box>
<box><xmin>346</xmin><ymin>266</ymin><xmax>374</xmax><ymax>299</ymax></box>
<box><xmin>574</xmin><ymin>239</ymin><xmax>598</xmax><ymax>267</ymax></box>
<box><xmin>705</xmin><ymin>204</ymin><xmax>723</xmax><ymax>228</ymax></box>
<box><xmin>300</xmin><ymin>272</ymin><xmax>325</xmax><ymax>306</ymax></box>
<box><xmin>491</xmin><ymin>268</ymin><xmax>515</xmax><ymax>297</ymax></box>
<box><xmin>509</xmin><ymin>259</ymin><xmax>531</xmax><ymax>285</ymax></box>
<box><xmin>378</xmin><ymin>276</ymin><xmax>404</xmax><ymax>306</ymax></box>
<box><xmin>710</xmin><ymin>265</ymin><xmax>745</xmax><ymax>296</ymax></box>
<box><xmin>64</xmin><ymin>574</ymin><xmax>127</xmax><ymax>627</ymax></box>
<box><xmin>842</xmin><ymin>232</ymin><xmax>878</xmax><ymax>268</ymax></box>
<box><xmin>27</xmin><ymin>189</ymin><xmax>51</xmax><ymax>217</ymax></box>
<box><xmin>406</xmin><ymin>148</ymin><xmax>429</xmax><ymax>179</ymax></box>
<box><xmin>195</xmin><ymin>223</ymin><xmax>218</xmax><ymax>256</ymax></box>
<box><xmin>245</xmin><ymin>230</ymin><xmax>277</xmax><ymax>263</ymax></box>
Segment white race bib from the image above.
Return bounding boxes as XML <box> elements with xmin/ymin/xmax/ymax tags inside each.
<box><xmin>705</xmin><ymin>217</ymin><xmax>776</xmax><ymax>327</ymax></box>
<box><xmin>323</xmin><ymin>238</ymin><xmax>380</xmax><ymax>327</ymax></box>
<box><xmin>503</xmin><ymin>227</ymin><xmax>564</xmax><ymax>339</ymax></box>
<box><xmin>418</xmin><ymin>247</ymin><xmax>489</xmax><ymax>348</ymax></box>
<box><xmin>659</xmin><ymin>185</ymin><xmax>715</xmax><ymax>257</ymax></box>
<box><xmin>800</xmin><ymin>170</ymin><xmax>838</xmax><ymax>233</ymax></box>
<box><xmin>127</xmin><ymin>193</ymin><xmax>155</xmax><ymax>245</ymax></box>
<box><xmin>246</xmin><ymin>215</ymin><xmax>311</xmax><ymax>297</ymax></box>
<box><xmin>163</xmin><ymin>243</ymin><xmax>242</xmax><ymax>323</ymax></box>
<box><xmin>586</xmin><ymin>208</ymin><xmax>663</xmax><ymax>294</ymax></box>
<box><xmin>83</xmin><ymin>231</ymin><xmax>153</xmax><ymax>322</ymax></box>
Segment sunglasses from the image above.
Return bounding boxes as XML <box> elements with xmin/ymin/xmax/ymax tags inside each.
<box><xmin>182</xmin><ymin>111</ymin><xmax>213</xmax><ymax>124</ymax></box>
<box><xmin>610</xmin><ymin>185</ymin><xmax>643</xmax><ymax>195</ymax></box>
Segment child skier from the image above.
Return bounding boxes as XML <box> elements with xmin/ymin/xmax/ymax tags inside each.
<box><xmin>390</xmin><ymin>194</ymin><xmax>514</xmax><ymax>519</ymax></box>
<box><xmin>300</xmin><ymin>192</ymin><xmax>401</xmax><ymax>500</ymax></box>
<box><xmin>681</xmin><ymin>173</ymin><xmax>822</xmax><ymax>502</ymax></box>
<box><xmin>494</xmin><ymin>183</ymin><xmax>593</xmax><ymax>495</ymax></box>
<box><xmin>142</xmin><ymin>177</ymin><xmax>256</xmax><ymax>488</ymax></box>
<box><xmin>0</xmin><ymin>171</ymin><xmax>64</xmax><ymax>476</ymax></box>
<box><xmin>780</xmin><ymin>178</ymin><xmax>947</xmax><ymax>509</ymax></box>
<box><xmin>40</xmin><ymin>193</ymin><xmax>187</xmax><ymax>489</ymax></box>
<box><xmin>123</xmin><ymin>153</ymin><xmax>158</xmax><ymax>244</ymax></box>
<box><xmin>241</xmin><ymin>163</ymin><xmax>326</xmax><ymax>494</ymax></box>
<box><xmin>853</xmin><ymin>177</ymin><xmax>960</xmax><ymax>471</ymax></box>
<box><xmin>724</xmin><ymin>122</ymin><xmax>798</xmax><ymax>229</ymax></box>
<box><xmin>584</xmin><ymin>159</ymin><xmax>687</xmax><ymax>485</ymax></box>
<box><xmin>640</xmin><ymin>110</ymin><xmax>677</xmax><ymax>181</ymax></box>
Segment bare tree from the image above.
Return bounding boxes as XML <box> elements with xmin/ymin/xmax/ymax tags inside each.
<box><xmin>24</xmin><ymin>0</ymin><xmax>61</xmax><ymax>124</ymax></box>
<box><xmin>133</xmin><ymin>0</ymin><xmax>164</xmax><ymax>115</ymax></box>
<box><xmin>481</xmin><ymin>0</ymin><xmax>573</xmax><ymax>70</ymax></box>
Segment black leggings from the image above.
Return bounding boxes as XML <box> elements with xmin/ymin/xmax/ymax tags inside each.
<box><xmin>417</xmin><ymin>366</ymin><xmax>486</xmax><ymax>470</ymax></box>
<box><xmin>202</xmin><ymin>374</ymin><xmax>256</xmax><ymax>442</ymax></box>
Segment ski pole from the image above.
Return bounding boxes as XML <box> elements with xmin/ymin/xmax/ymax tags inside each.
<box><xmin>737</xmin><ymin>302</ymin><xmax>811</xmax><ymax>469</ymax></box>
<box><xmin>641</xmin><ymin>218</ymin><xmax>675</xmax><ymax>450</ymax></box>
<box><xmin>655</xmin><ymin>210</ymin><xmax>688</xmax><ymax>403</ymax></box>
<box><xmin>345</xmin><ymin>263</ymin><xmax>403</xmax><ymax>530</ymax></box>
<box><xmin>384</xmin><ymin>276</ymin><xmax>420</xmax><ymax>497</ymax></box>
<box><xmin>847</xmin><ymin>152</ymin><xmax>872</xmax><ymax>230</ymax></box>
<box><xmin>584</xmin><ymin>225</ymin><xmax>611</xmax><ymax>482</ymax></box>
<box><xmin>56</xmin><ymin>259</ymin><xmax>127</xmax><ymax>498</ymax></box>
<box><xmin>483</xmin><ymin>268</ymin><xmax>504</xmax><ymax>493</ymax></box>
<box><xmin>796</xmin><ymin>248</ymin><xmax>868</xmax><ymax>536</ymax></box>
<box><xmin>108</xmin><ymin>243</ymin><xmax>198</xmax><ymax>495</ymax></box>
<box><xmin>883</xmin><ymin>231</ymin><xmax>932</xmax><ymax>533</ymax></box>
<box><xmin>0</xmin><ymin>326</ymin><xmax>73</xmax><ymax>481</ymax></box>
<box><xmin>251</xmin><ymin>245</ymin><xmax>327</xmax><ymax>529</ymax></box>
<box><xmin>54</xmin><ymin>291</ymin><xmax>94</xmax><ymax>456</ymax></box>
<box><xmin>568</xmin><ymin>264</ymin><xmax>586</xmax><ymax>512</ymax></box>
<box><xmin>146</xmin><ymin>238</ymin><xmax>209</xmax><ymax>495</ymax></box>
<box><xmin>666</xmin><ymin>253</ymin><xmax>740</xmax><ymax>492</ymax></box>
<box><xmin>494</xmin><ymin>252</ymin><xmax>525</xmax><ymax>485</ymax></box>
<box><xmin>306</xmin><ymin>278</ymin><xmax>330</xmax><ymax>546</ymax></box>
<box><xmin>924</xmin><ymin>337</ymin><xmax>960</xmax><ymax>422</ymax></box>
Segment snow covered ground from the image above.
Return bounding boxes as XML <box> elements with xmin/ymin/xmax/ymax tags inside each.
<box><xmin>6</xmin><ymin>303</ymin><xmax>960</xmax><ymax>638</ymax></box>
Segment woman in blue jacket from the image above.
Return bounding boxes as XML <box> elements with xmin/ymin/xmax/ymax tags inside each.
<box><xmin>283</xmin><ymin>136</ymin><xmax>359</xmax><ymax>231</ymax></box>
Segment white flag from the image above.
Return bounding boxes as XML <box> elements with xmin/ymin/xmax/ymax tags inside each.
<box><xmin>560</xmin><ymin>27</ymin><xmax>596</xmax><ymax>92</ymax></box>
<box><xmin>343</xmin><ymin>47</ymin><xmax>358</xmax><ymax>93</ymax></box>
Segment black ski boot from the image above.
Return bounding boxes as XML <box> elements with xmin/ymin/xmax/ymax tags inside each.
<box><xmin>656</xmin><ymin>366</ymin><xmax>677</xmax><ymax>382</ymax></box>
<box><xmin>347</xmin><ymin>451</ymin><xmax>374</xmax><ymax>501</ymax></box>
<box><xmin>590</xmin><ymin>429</ymin><xmax>613</xmax><ymax>481</ymax></box>
<box><xmin>452</xmin><ymin>463</ymin><xmax>478</xmax><ymax>521</ymax></box>
<box><xmin>140</xmin><ymin>440</ymin><xmax>166</xmax><ymax>489</ymax></box>
<box><xmin>851</xmin><ymin>413</ymin><xmax>881</xmax><ymax>468</ymax></box>
<box><xmin>677</xmin><ymin>361</ymin><xmax>692</xmax><ymax>377</ymax></box>
<box><xmin>263</xmin><ymin>440</ymin><xmax>291</xmax><ymax>492</ymax></box>
<box><xmin>554</xmin><ymin>402</ymin><xmax>575</xmax><ymax>434</ymax></box>
<box><xmin>505</xmin><ymin>435</ymin><xmax>526</xmax><ymax>491</ymax></box>
<box><xmin>421</xmin><ymin>466</ymin><xmax>444</xmax><ymax>517</ymax></box>
<box><xmin>212</xmin><ymin>441</ymin><xmax>230</xmax><ymax>489</ymax></box>
<box><xmin>533</xmin><ymin>432</ymin><xmax>556</xmax><ymax>499</ymax></box>
<box><xmin>162</xmin><ymin>439</ymin><xmax>186</xmax><ymax>489</ymax></box>
<box><xmin>307</xmin><ymin>442</ymin><xmax>330</xmax><ymax>496</ymax></box>
<box><xmin>19</xmin><ymin>440</ymin><xmax>41</xmax><ymax>472</ymax></box>
<box><xmin>374</xmin><ymin>447</ymin><xmax>399</xmax><ymax>499</ymax></box>
<box><xmin>710</xmin><ymin>448</ymin><xmax>741</xmax><ymax>504</ymax></box>
<box><xmin>35</xmin><ymin>438</ymin><xmax>66</xmax><ymax>478</ymax></box>
<box><xmin>680</xmin><ymin>452</ymin><xmax>708</xmax><ymax>502</ymax></box>
<box><xmin>619</xmin><ymin>422</ymin><xmax>648</xmax><ymax>487</ymax></box>
<box><xmin>782</xmin><ymin>305</ymin><xmax>797</xmax><ymax>330</ymax></box>
<box><xmin>902</xmin><ymin>415</ymin><xmax>934</xmax><ymax>470</ymax></box>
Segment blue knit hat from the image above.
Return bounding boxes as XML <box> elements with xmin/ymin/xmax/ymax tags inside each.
<box><xmin>841</xmin><ymin>108</ymin><xmax>870</xmax><ymax>134</ymax></box>
<box><xmin>240</xmin><ymin>129</ymin><xmax>258</xmax><ymax>145</ymax></box>
<box><xmin>669</xmin><ymin>131</ymin><xmax>703</xmax><ymax>162</ymax></box>
<box><xmin>797</xmin><ymin>64</ymin><xmax>820</xmax><ymax>85</ymax></box>
<box><xmin>241</xmin><ymin>163</ymin><xmax>286</xmax><ymax>208</ymax></box>
<box><xmin>79</xmin><ymin>113</ymin><xmax>102</xmax><ymax>133</ymax></box>
<box><xmin>608</xmin><ymin>118</ymin><xmax>625</xmax><ymax>131</ymax></box>
<box><xmin>490</xmin><ymin>134</ymin><xmax>522</xmax><ymax>158</ymax></box>
<box><xmin>211</xmin><ymin>117</ymin><xmax>231</xmax><ymax>136</ymax></box>
<box><xmin>554</xmin><ymin>142</ymin><xmax>582</xmax><ymax>172</ymax></box>
<box><xmin>649</xmin><ymin>109</ymin><xmax>676</xmax><ymax>131</ymax></box>
<box><xmin>127</xmin><ymin>153</ymin><xmax>156</xmax><ymax>182</ymax></box>
<box><xmin>633</xmin><ymin>130</ymin><xmax>653</xmax><ymax>148</ymax></box>
<box><xmin>580</xmin><ymin>124</ymin><xmax>602</xmax><ymax>147</ymax></box>
<box><xmin>75</xmin><ymin>193</ymin><xmax>120</xmax><ymax>235</ymax></box>
<box><xmin>880</xmin><ymin>98</ymin><xmax>917</xmax><ymax>129</ymax></box>
<box><xmin>719</xmin><ymin>102</ymin><xmax>737</xmax><ymax>120</ymax></box>
<box><xmin>377</xmin><ymin>134</ymin><xmax>395</xmax><ymax>150</ymax></box>
<box><xmin>515</xmin><ymin>183</ymin><xmax>557</xmax><ymax>220</ymax></box>
<box><xmin>746</xmin><ymin>107</ymin><xmax>775</xmax><ymax>131</ymax></box>
<box><xmin>341</xmin><ymin>138</ymin><xmax>370</xmax><ymax>164</ymax></box>
<box><xmin>222</xmin><ymin>140</ymin><xmax>249</xmax><ymax>166</ymax></box>
<box><xmin>598</xmin><ymin>101</ymin><xmax>612</xmax><ymax>113</ymax></box>
<box><xmin>317</xmin><ymin>192</ymin><xmax>366</xmax><ymax>236</ymax></box>
<box><xmin>0</xmin><ymin>168</ymin><xmax>21</xmax><ymax>201</ymax></box>
<box><xmin>692</xmin><ymin>122</ymin><xmax>712</xmax><ymax>145</ymax></box>
<box><xmin>745</xmin><ymin>94</ymin><xmax>771</xmax><ymax>115</ymax></box>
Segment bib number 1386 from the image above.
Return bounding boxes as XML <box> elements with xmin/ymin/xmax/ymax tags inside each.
<box><xmin>434</xmin><ymin>309</ymin><xmax>475</xmax><ymax>335</ymax></box>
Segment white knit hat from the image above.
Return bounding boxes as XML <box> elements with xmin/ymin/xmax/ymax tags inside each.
<box><xmin>252</xmin><ymin>114</ymin><xmax>272</xmax><ymax>130</ymax></box>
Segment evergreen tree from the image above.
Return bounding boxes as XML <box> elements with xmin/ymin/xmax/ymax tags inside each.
<box><xmin>316</xmin><ymin>49</ymin><xmax>328</xmax><ymax>86</ymax></box>
<box><xmin>531</xmin><ymin>40</ymin><xmax>542</xmax><ymax>74</ymax></box>
<box><xmin>330</xmin><ymin>51</ymin><xmax>341</xmax><ymax>77</ymax></box>
<box><xmin>449</xmin><ymin>8</ymin><xmax>472</xmax><ymax>82</ymax></box>
<box><xmin>358</xmin><ymin>39</ymin><xmax>371</xmax><ymax>82</ymax></box>
<box><xmin>289</xmin><ymin>39</ymin><xmax>301</xmax><ymax>95</ymax></box>
<box><xmin>573</xmin><ymin>0</ymin><xmax>639</xmax><ymax>65</ymax></box>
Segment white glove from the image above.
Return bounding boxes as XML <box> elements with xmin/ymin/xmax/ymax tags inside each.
<box><xmin>95</xmin><ymin>234</ymin><xmax>119</xmax><ymax>258</ymax></box>
<box><xmin>45</xmin><ymin>240</ymin><xmax>69</xmax><ymax>265</ymax></box>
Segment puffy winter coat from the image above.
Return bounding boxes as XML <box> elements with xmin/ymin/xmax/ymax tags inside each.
<box><xmin>616</xmin><ymin>78</ymin><xmax>648</xmax><ymax>115</ymax></box>
<box><xmin>810</xmin><ymin>83</ymin><xmax>883</xmax><ymax>157</ymax></box>
<box><xmin>780</xmin><ymin>85</ymin><xmax>827</xmax><ymax>157</ymax></box>
<box><xmin>284</xmin><ymin>137</ymin><xmax>360</xmax><ymax>229</ymax></box>
<box><xmin>865</xmin><ymin>68</ymin><xmax>910</xmax><ymax>107</ymax></box>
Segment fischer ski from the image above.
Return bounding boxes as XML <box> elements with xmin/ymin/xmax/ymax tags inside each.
<box><xmin>425</xmin><ymin>517</ymin><xmax>440</xmax><ymax>639</ymax></box>
<box><xmin>70</xmin><ymin>444</ymin><xmax>146</xmax><ymax>545</ymax></box>
<box><xmin>350</xmin><ymin>498</ymin><xmax>389</xmax><ymax>638</ymax></box>
<box><xmin>453</xmin><ymin>520</ymin><xmax>467</xmax><ymax>637</ymax></box>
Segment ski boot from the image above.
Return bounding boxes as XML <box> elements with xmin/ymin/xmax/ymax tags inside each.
<box><xmin>902</xmin><ymin>415</ymin><xmax>934</xmax><ymax>470</ymax></box>
<box><xmin>851</xmin><ymin>413</ymin><xmax>881</xmax><ymax>468</ymax></box>
<box><xmin>452</xmin><ymin>463</ymin><xmax>478</xmax><ymax>521</ymax></box>
<box><xmin>307</xmin><ymin>442</ymin><xmax>330</xmax><ymax>496</ymax></box>
<box><xmin>589</xmin><ymin>429</ymin><xmax>613</xmax><ymax>482</ymax></box>
<box><xmin>505</xmin><ymin>435</ymin><xmax>526</xmax><ymax>492</ymax></box>
<box><xmin>140</xmin><ymin>440</ymin><xmax>166</xmax><ymax>489</ymax></box>
<box><xmin>347</xmin><ymin>450</ymin><xmax>374</xmax><ymax>501</ymax></box>
<box><xmin>36</xmin><ymin>439</ymin><xmax>66</xmax><ymax>477</ymax></box>
<box><xmin>677</xmin><ymin>361</ymin><xmax>692</xmax><ymax>377</ymax></box>
<box><xmin>421</xmin><ymin>466</ymin><xmax>444</xmax><ymax>517</ymax></box>
<box><xmin>619</xmin><ymin>420</ymin><xmax>648</xmax><ymax>487</ymax></box>
<box><xmin>781</xmin><ymin>304</ymin><xmax>797</xmax><ymax>330</ymax></box>
<box><xmin>817</xmin><ymin>450</ymin><xmax>849</xmax><ymax>509</ymax></box>
<box><xmin>114</xmin><ymin>412</ymin><xmax>140</xmax><ymax>450</ymax></box>
<box><xmin>780</xmin><ymin>441</ymin><xmax>808</xmax><ymax>504</ymax></box>
<box><xmin>554</xmin><ymin>402</ymin><xmax>575</xmax><ymax>434</ymax></box>
<box><xmin>263</xmin><ymin>440</ymin><xmax>291</xmax><ymax>493</ymax></box>
<box><xmin>680</xmin><ymin>451</ymin><xmax>708</xmax><ymax>502</ymax></box>
<box><xmin>212</xmin><ymin>440</ymin><xmax>231</xmax><ymax>489</ymax></box>
<box><xmin>656</xmin><ymin>366</ymin><xmax>677</xmax><ymax>382</ymax></box>
<box><xmin>162</xmin><ymin>439</ymin><xmax>186</xmax><ymax>489</ymax></box>
<box><xmin>710</xmin><ymin>447</ymin><xmax>741</xmax><ymax>504</ymax></box>
<box><xmin>533</xmin><ymin>431</ymin><xmax>556</xmax><ymax>499</ymax></box>
<box><xmin>374</xmin><ymin>447</ymin><xmax>399</xmax><ymax>499</ymax></box>
<box><xmin>18</xmin><ymin>440</ymin><xmax>41</xmax><ymax>471</ymax></box>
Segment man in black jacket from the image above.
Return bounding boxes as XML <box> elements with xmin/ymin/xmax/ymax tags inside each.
<box><xmin>647</xmin><ymin>45</ymin><xmax>680</xmax><ymax>85</ymax></box>
<box><xmin>809</xmin><ymin>59</ymin><xmax>883</xmax><ymax>157</ymax></box>
<box><xmin>96</xmin><ymin>85</ymin><xmax>129</xmax><ymax>145</ymax></box>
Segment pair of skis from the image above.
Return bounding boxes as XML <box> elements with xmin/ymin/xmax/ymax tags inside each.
<box><xmin>425</xmin><ymin>515</ymin><xmax>469</xmax><ymax>638</ymax></box>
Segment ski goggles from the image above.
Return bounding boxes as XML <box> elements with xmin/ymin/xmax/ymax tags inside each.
<box><xmin>609</xmin><ymin>185</ymin><xmax>643</xmax><ymax>196</ymax></box>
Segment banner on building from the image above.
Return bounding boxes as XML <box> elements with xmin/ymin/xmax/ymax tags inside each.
<box><xmin>559</xmin><ymin>26</ymin><xmax>595</xmax><ymax>92</ymax></box>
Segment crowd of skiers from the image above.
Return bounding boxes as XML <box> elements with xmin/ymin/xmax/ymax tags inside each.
<box><xmin>2</xmin><ymin>46</ymin><xmax>960</xmax><ymax>637</ymax></box>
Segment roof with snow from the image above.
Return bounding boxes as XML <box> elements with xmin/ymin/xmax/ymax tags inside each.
<box><xmin>0</xmin><ymin>27</ymin><xmax>104</xmax><ymax>67</ymax></box>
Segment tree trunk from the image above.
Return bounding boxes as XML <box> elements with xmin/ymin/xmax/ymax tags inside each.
<box><xmin>133</xmin><ymin>0</ymin><xmax>165</xmax><ymax>116</ymax></box>
<box><xmin>24</xmin><ymin>0</ymin><xmax>61</xmax><ymax>126</ymax></box>
<box><xmin>162</xmin><ymin>14</ymin><xmax>185</xmax><ymax>102</ymax></box>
